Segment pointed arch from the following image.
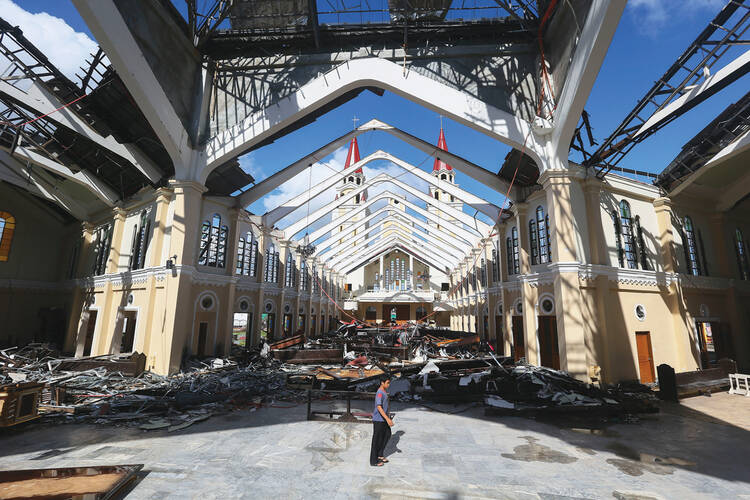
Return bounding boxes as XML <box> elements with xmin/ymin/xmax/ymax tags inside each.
<box><xmin>0</xmin><ymin>211</ymin><xmax>16</xmax><ymax>262</ymax></box>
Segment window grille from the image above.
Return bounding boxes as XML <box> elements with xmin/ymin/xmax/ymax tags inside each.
<box><xmin>619</xmin><ymin>201</ymin><xmax>637</xmax><ymax>269</ymax></box>
<box><xmin>736</xmin><ymin>229</ymin><xmax>750</xmax><ymax>280</ymax></box>
<box><xmin>682</xmin><ymin>216</ymin><xmax>702</xmax><ymax>276</ymax></box>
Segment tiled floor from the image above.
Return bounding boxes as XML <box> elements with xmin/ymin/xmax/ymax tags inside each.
<box><xmin>1</xmin><ymin>393</ymin><xmax>749</xmax><ymax>499</ymax></box>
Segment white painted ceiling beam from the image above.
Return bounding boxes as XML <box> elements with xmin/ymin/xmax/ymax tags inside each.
<box><xmin>0</xmin><ymin>80</ymin><xmax>162</xmax><ymax>183</ymax></box>
<box><xmin>263</xmin><ymin>149</ymin><xmax>501</xmax><ymax>226</ymax></box>
<box><xmin>283</xmin><ymin>172</ymin><xmax>487</xmax><ymax>237</ymax></box>
<box><xmin>668</xmin><ymin>129</ymin><xmax>750</xmax><ymax>199</ymax></box>
<box><xmin>335</xmin><ymin>235</ymin><xmax>450</xmax><ymax>274</ymax></box>
<box><xmin>550</xmin><ymin>0</ymin><xmax>626</xmax><ymax>159</ymax></box>
<box><xmin>323</xmin><ymin>225</ymin><xmax>461</xmax><ymax>269</ymax></box>
<box><xmin>302</xmin><ymin>190</ymin><xmax>479</xmax><ymax>245</ymax></box>
<box><xmin>635</xmin><ymin>50</ymin><xmax>750</xmax><ymax>140</ymax></box>
<box><xmin>205</xmin><ymin>57</ymin><xmax>545</xmax><ymax>178</ymax></box>
<box><xmin>73</xmin><ymin>0</ymin><xmax>193</xmax><ymax>170</ymax></box>
<box><xmin>341</xmin><ymin>242</ymin><xmax>447</xmax><ymax>276</ymax></box>
<box><xmin>13</xmin><ymin>146</ymin><xmax>118</xmax><ymax>206</ymax></box>
<box><xmin>238</xmin><ymin>128</ymin><xmax>364</xmax><ymax>209</ymax></box>
<box><xmin>0</xmin><ymin>151</ymin><xmax>89</xmax><ymax>219</ymax></box>
<box><xmin>316</xmin><ymin>211</ymin><xmax>468</xmax><ymax>263</ymax></box>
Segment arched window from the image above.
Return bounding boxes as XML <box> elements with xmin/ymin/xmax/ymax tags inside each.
<box><xmin>735</xmin><ymin>228</ymin><xmax>749</xmax><ymax>280</ymax></box>
<box><xmin>129</xmin><ymin>210</ymin><xmax>151</xmax><ymax>271</ymax></box>
<box><xmin>0</xmin><ymin>211</ymin><xmax>16</xmax><ymax>262</ymax></box>
<box><xmin>440</xmin><ymin>174</ymin><xmax>446</xmax><ymax>180</ymax></box>
<box><xmin>356</xmin><ymin>178</ymin><xmax>361</xmax><ymax>185</ymax></box>
<box><xmin>506</xmin><ymin>227</ymin><xmax>519</xmax><ymax>275</ymax></box>
<box><xmin>480</xmin><ymin>257</ymin><xmax>487</xmax><ymax>287</ymax></box>
<box><xmin>237</xmin><ymin>231</ymin><xmax>259</xmax><ymax>276</ymax></box>
<box><xmin>199</xmin><ymin>214</ymin><xmax>228</xmax><ymax>268</ymax></box>
<box><xmin>529</xmin><ymin>217</ymin><xmax>539</xmax><ymax>265</ymax></box>
<box><xmin>236</xmin><ymin>236</ymin><xmax>246</xmax><ymax>275</ymax></box>
<box><xmin>348</xmin><ymin>176</ymin><xmax>354</xmax><ymax>183</ymax></box>
<box><xmin>682</xmin><ymin>216</ymin><xmax>702</xmax><ymax>276</ymax></box>
<box><xmin>434</xmin><ymin>191</ymin><xmax>440</xmax><ymax>200</ymax></box>
<box><xmin>491</xmin><ymin>248</ymin><xmax>499</xmax><ymax>282</ymax></box>
<box><xmin>619</xmin><ymin>201</ymin><xmax>637</xmax><ymax>269</ymax></box>
<box><xmin>355</xmin><ymin>193</ymin><xmax>361</xmax><ymax>203</ymax></box>
<box><xmin>537</xmin><ymin>206</ymin><xmax>550</xmax><ymax>264</ymax></box>
<box><xmin>312</xmin><ymin>264</ymin><xmax>320</xmax><ymax>292</ymax></box>
<box><xmin>265</xmin><ymin>244</ymin><xmax>279</xmax><ymax>283</ymax></box>
<box><xmin>284</xmin><ymin>252</ymin><xmax>295</xmax><ymax>288</ymax></box>
<box><xmin>92</xmin><ymin>224</ymin><xmax>113</xmax><ymax>276</ymax></box>
<box><xmin>301</xmin><ymin>260</ymin><xmax>309</xmax><ymax>291</ymax></box>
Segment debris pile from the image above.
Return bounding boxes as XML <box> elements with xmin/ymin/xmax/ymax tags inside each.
<box><xmin>1</xmin><ymin>344</ymin><xmax>305</xmax><ymax>431</ymax></box>
<box><xmin>484</xmin><ymin>365</ymin><xmax>659</xmax><ymax>416</ymax></box>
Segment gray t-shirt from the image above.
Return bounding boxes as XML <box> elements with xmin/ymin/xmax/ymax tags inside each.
<box><xmin>372</xmin><ymin>388</ymin><xmax>389</xmax><ymax>422</ymax></box>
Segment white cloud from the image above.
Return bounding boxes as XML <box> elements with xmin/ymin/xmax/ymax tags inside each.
<box><xmin>0</xmin><ymin>1</ymin><xmax>98</xmax><ymax>82</ymax></box>
<box><xmin>628</xmin><ymin>0</ymin><xmax>724</xmax><ymax>36</ymax></box>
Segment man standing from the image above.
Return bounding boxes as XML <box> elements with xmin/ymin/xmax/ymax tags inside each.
<box><xmin>370</xmin><ymin>376</ymin><xmax>393</xmax><ymax>466</ymax></box>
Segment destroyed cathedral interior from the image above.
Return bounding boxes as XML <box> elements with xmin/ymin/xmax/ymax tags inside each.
<box><xmin>0</xmin><ymin>0</ymin><xmax>749</xmax><ymax>498</ymax></box>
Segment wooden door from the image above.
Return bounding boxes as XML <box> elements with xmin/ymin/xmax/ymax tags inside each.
<box><xmin>197</xmin><ymin>322</ymin><xmax>208</xmax><ymax>357</ymax></box>
<box><xmin>635</xmin><ymin>331</ymin><xmax>655</xmax><ymax>383</ymax></box>
<box><xmin>494</xmin><ymin>316</ymin><xmax>504</xmax><ymax>355</ymax></box>
<box><xmin>538</xmin><ymin>316</ymin><xmax>560</xmax><ymax>370</ymax></box>
<box><xmin>120</xmin><ymin>311</ymin><xmax>137</xmax><ymax>353</ymax></box>
<box><xmin>83</xmin><ymin>310</ymin><xmax>97</xmax><ymax>356</ymax></box>
<box><xmin>512</xmin><ymin>316</ymin><xmax>524</xmax><ymax>362</ymax></box>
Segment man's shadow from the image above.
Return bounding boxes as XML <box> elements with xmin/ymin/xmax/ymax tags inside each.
<box><xmin>384</xmin><ymin>430</ymin><xmax>405</xmax><ymax>458</ymax></box>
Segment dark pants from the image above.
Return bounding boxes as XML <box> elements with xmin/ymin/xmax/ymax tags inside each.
<box><xmin>370</xmin><ymin>421</ymin><xmax>392</xmax><ymax>465</ymax></box>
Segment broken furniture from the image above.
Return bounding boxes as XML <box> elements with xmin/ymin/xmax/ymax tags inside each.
<box><xmin>306</xmin><ymin>389</ymin><xmax>376</xmax><ymax>423</ymax></box>
<box><xmin>0</xmin><ymin>464</ymin><xmax>143</xmax><ymax>499</ymax></box>
<box><xmin>0</xmin><ymin>381</ymin><xmax>43</xmax><ymax>427</ymax></box>
<box><xmin>660</xmin><ymin>358</ymin><xmax>737</xmax><ymax>399</ymax></box>
<box><xmin>729</xmin><ymin>373</ymin><xmax>750</xmax><ymax>396</ymax></box>
<box><xmin>54</xmin><ymin>352</ymin><xmax>147</xmax><ymax>377</ymax></box>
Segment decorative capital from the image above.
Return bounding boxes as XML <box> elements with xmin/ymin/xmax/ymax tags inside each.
<box><xmin>168</xmin><ymin>179</ymin><xmax>207</xmax><ymax>194</ymax></box>
<box><xmin>653</xmin><ymin>197</ymin><xmax>673</xmax><ymax>210</ymax></box>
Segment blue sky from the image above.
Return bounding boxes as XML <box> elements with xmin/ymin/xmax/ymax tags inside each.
<box><xmin>8</xmin><ymin>0</ymin><xmax>749</xmax><ymax>236</ymax></box>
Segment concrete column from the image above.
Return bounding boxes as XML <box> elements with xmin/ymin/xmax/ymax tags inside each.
<box><xmin>515</xmin><ymin>203</ymin><xmax>530</xmax><ymax>274</ymax></box>
<box><xmin>139</xmin><ymin>188</ymin><xmax>173</xmax><ymax>366</ymax></box>
<box><xmin>541</xmin><ymin>170</ymin><xmax>587</xmax><ymax>379</ymax></box>
<box><xmin>66</xmin><ymin>222</ymin><xmax>95</xmax><ymax>355</ymax></box>
<box><xmin>653</xmin><ymin>198</ymin><xmax>678</xmax><ymax>273</ymax></box>
<box><xmin>709</xmin><ymin>212</ymin><xmax>732</xmax><ymax>278</ymax></box>
<box><xmin>654</xmin><ymin>196</ymin><xmax>699</xmax><ymax>374</ymax></box>
<box><xmin>149</xmin><ymin>188</ymin><xmax>173</xmax><ymax>268</ymax></box>
<box><xmin>160</xmin><ymin>180</ymin><xmax>206</xmax><ymax>374</ymax></box>
<box><xmin>106</xmin><ymin>208</ymin><xmax>128</xmax><ymax>274</ymax></box>
<box><xmin>515</xmin><ymin>203</ymin><xmax>538</xmax><ymax>364</ymax></box>
<box><xmin>584</xmin><ymin>179</ymin><xmax>606</xmax><ymax>266</ymax></box>
<box><xmin>582</xmin><ymin>178</ymin><xmax>610</xmax><ymax>379</ymax></box>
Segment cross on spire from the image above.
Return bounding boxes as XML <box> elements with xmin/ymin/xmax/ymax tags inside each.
<box><xmin>352</xmin><ymin>115</ymin><xmax>360</xmax><ymax>129</ymax></box>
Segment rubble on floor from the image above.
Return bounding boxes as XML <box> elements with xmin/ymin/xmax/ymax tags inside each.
<box><xmin>1</xmin><ymin>344</ymin><xmax>305</xmax><ymax>430</ymax></box>
<box><xmin>0</xmin><ymin>329</ymin><xmax>660</xmax><ymax>431</ymax></box>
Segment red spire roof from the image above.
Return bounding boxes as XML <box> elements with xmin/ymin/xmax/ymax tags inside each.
<box><xmin>344</xmin><ymin>137</ymin><xmax>363</xmax><ymax>173</ymax></box>
<box><xmin>432</xmin><ymin>127</ymin><xmax>453</xmax><ymax>172</ymax></box>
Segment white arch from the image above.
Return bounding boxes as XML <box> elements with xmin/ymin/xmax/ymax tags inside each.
<box><xmin>325</xmin><ymin>226</ymin><xmax>461</xmax><ymax>269</ymax></box>
<box><xmin>283</xmin><ymin>172</ymin><xmax>488</xmax><ymax>237</ymax></box>
<box><xmin>337</xmin><ymin>236</ymin><xmax>450</xmax><ymax>274</ymax></box>
<box><xmin>262</xmin><ymin>149</ymin><xmax>502</xmax><ymax>225</ymax></box>
<box><xmin>303</xmin><ymin>190</ymin><xmax>480</xmax><ymax>246</ymax></box>
<box><xmin>206</xmin><ymin>58</ymin><xmax>544</xmax><ymax>179</ymax></box>
<box><xmin>315</xmin><ymin>210</ymin><xmax>469</xmax><ymax>262</ymax></box>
